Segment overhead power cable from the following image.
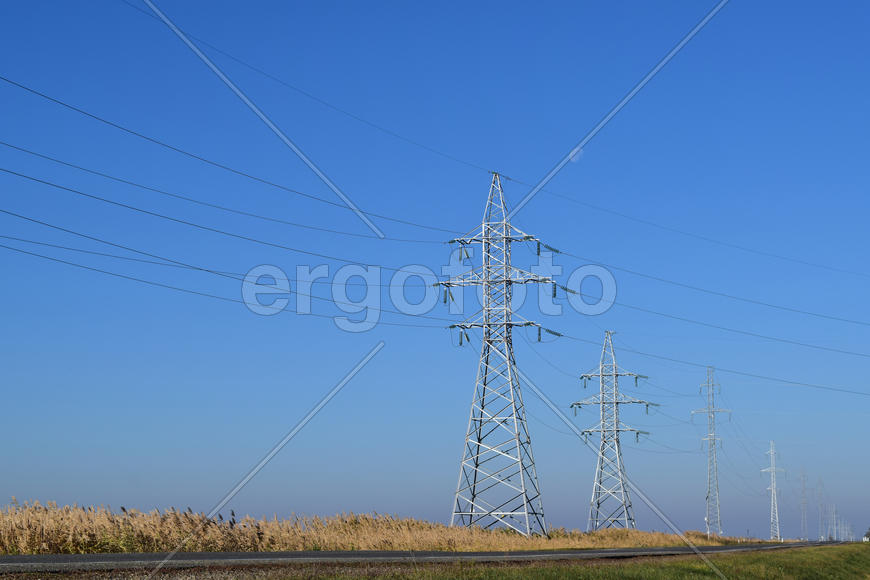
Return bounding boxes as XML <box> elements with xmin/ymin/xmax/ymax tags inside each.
<box><xmin>554</xmin><ymin>332</ymin><xmax>870</xmax><ymax>398</ymax></box>
<box><xmin>550</xmin><ymin>246</ymin><xmax>870</xmax><ymax>328</ymax></box>
<box><xmin>0</xmin><ymin>210</ymin><xmax>461</xmax><ymax>326</ymax></box>
<box><xmin>4</xmin><ymin>75</ymin><xmax>864</xmax><ymax>326</ymax></box>
<box><xmin>527</xmin><ymin>184</ymin><xmax>869</xmax><ymax>279</ymax></box>
<box><xmin>119</xmin><ymin>0</ymin><xmax>493</xmax><ymax>175</ymax></box>
<box><xmin>8</xmin><ymin>158</ymin><xmax>864</xmax><ymax>362</ymax></box>
<box><xmin>0</xmin><ymin>141</ymin><xmax>443</xmax><ymax>244</ymax></box>
<box><xmin>0</xmin><ymin>167</ymin><xmax>426</xmax><ymax>274</ymax></box>
<box><xmin>8</xmin><ymin>219</ymin><xmax>870</xmax><ymax>400</ymax></box>
<box><xmin>54</xmin><ymin>9</ymin><xmax>867</xmax><ymax>279</ymax></box>
<box><xmin>0</xmin><ymin>74</ymin><xmax>460</xmax><ymax>235</ymax></box>
<box><xmin>541</xmin><ymin>277</ymin><xmax>870</xmax><ymax>361</ymax></box>
<box><xmin>0</xmin><ymin>233</ymin><xmax>430</xmax><ymax>288</ymax></box>
<box><xmin>0</xmin><ymin>242</ymin><xmax>442</xmax><ymax>329</ymax></box>
<box><xmin>5</xmin><ymin>162</ymin><xmax>865</xmax><ymax>362</ymax></box>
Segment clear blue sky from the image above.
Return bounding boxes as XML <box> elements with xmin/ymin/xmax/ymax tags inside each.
<box><xmin>1</xmin><ymin>1</ymin><xmax>868</xmax><ymax>539</ymax></box>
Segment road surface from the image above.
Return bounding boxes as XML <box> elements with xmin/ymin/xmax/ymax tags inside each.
<box><xmin>0</xmin><ymin>541</ymin><xmax>828</xmax><ymax>573</ymax></box>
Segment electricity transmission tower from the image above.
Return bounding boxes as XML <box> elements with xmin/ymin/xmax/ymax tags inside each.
<box><xmin>571</xmin><ymin>331</ymin><xmax>653</xmax><ymax>531</ymax></box>
<box><xmin>762</xmin><ymin>440</ymin><xmax>784</xmax><ymax>541</ymax></box>
<box><xmin>817</xmin><ymin>478</ymin><xmax>826</xmax><ymax>541</ymax></box>
<box><xmin>799</xmin><ymin>470</ymin><xmax>808</xmax><ymax>541</ymax></box>
<box><xmin>692</xmin><ymin>366</ymin><xmax>729</xmax><ymax>538</ymax></box>
<box><xmin>438</xmin><ymin>172</ymin><xmax>552</xmax><ymax>536</ymax></box>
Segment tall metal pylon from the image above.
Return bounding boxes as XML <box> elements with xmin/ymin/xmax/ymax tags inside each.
<box><xmin>438</xmin><ymin>173</ymin><xmax>552</xmax><ymax>536</ymax></box>
<box><xmin>761</xmin><ymin>440</ymin><xmax>784</xmax><ymax>541</ymax></box>
<box><xmin>571</xmin><ymin>331</ymin><xmax>654</xmax><ymax>531</ymax></box>
<box><xmin>817</xmin><ymin>478</ymin><xmax>826</xmax><ymax>541</ymax></box>
<box><xmin>799</xmin><ymin>470</ymin><xmax>808</xmax><ymax>541</ymax></box>
<box><xmin>692</xmin><ymin>366</ymin><xmax>729</xmax><ymax>538</ymax></box>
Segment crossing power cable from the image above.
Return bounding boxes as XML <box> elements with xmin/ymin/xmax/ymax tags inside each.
<box><xmin>9</xmin><ymin>214</ymin><xmax>870</xmax><ymax>401</ymax></box>
<box><xmin>524</xmin><ymin>184</ymin><xmax>870</xmax><ymax>280</ymax></box>
<box><xmin>0</xmin><ymin>242</ymin><xmax>443</xmax><ymax>329</ymax></box>
<box><xmin>543</xmin><ymin>245</ymin><xmax>870</xmax><ymax>328</ymax></box>
<box><xmin>114</xmin><ymin>5</ymin><xmax>869</xmax><ymax>281</ymax></box>
<box><xmin>0</xmin><ymin>141</ymin><xmax>444</xmax><ymax>244</ymax></box>
<box><xmin>0</xmin><ymin>211</ymin><xmax>463</xmax><ymax>326</ymax></box>
<box><xmin>2</xmin><ymin>120</ymin><xmax>864</xmax><ymax>328</ymax></box>
<box><xmin>0</xmin><ymin>167</ymin><xmax>436</xmax><ymax>274</ymax></box>
<box><xmin>0</xmin><ymin>74</ymin><xmax>461</xmax><ymax>235</ymax></box>
<box><xmin>544</xmin><ymin>280</ymin><xmax>870</xmax><ymax>360</ymax></box>
<box><xmin>0</xmin><ymin>233</ymin><xmax>431</xmax><ymax>288</ymax></box>
<box><xmin>4</xmin><ymin>162</ymin><xmax>866</xmax><ymax>363</ymax></box>
<box><xmin>550</xmin><ymin>331</ymin><xmax>870</xmax><ymax>398</ymax></box>
<box><xmin>119</xmin><ymin>0</ymin><xmax>493</xmax><ymax>175</ymax></box>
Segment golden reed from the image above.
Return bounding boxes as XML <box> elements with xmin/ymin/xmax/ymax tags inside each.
<box><xmin>0</xmin><ymin>500</ymin><xmax>745</xmax><ymax>555</ymax></box>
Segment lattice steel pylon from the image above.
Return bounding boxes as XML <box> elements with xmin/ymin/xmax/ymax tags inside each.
<box><xmin>692</xmin><ymin>367</ymin><xmax>729</xmax><ymax>538</ymax></box>
<box><xmin>571</xmin><ymin>331</ymin><xmax>653</xmax><ymax>531</ymax></box>
<box><xmin>762</xmin><ymin>440</ymin><xmax>784</xmax><ymax>541</ymax></box>
<box><xmin>817</xmin><ymin>478</ymin><xmax>826</xmax><ymax>541</ymax></box>
<box><xmin>799</xmin><ymin>470</ymin><xmax>809</xmax><ymax>541</ymax></box>
<box><xmin>438</xmin><ymin>173</ymin><xmax>552</xmax><ymax>536</ymax></box>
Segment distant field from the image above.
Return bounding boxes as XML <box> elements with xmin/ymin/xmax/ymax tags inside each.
<box><xmin>0</xmin><ymin>500</ymin><xmax>751</xmax><ymax>555</ymax></box>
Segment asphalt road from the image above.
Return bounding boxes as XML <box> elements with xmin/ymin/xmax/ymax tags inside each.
<box><xmin>0</xmin><ymin>541</ymin><xmax>829</xmax><ymax>573</ymax></box>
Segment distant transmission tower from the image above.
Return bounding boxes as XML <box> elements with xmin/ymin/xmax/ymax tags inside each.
<box><xmin>692</xmin><ymin>366</ymin><xmax>729</xmax><ymax>538</ymax></box>
<box><xmin>762</xmin><ymin>440</ymin><xmax>784</xmax><ymax>541</ymax></box>
<box><xmin>799</xmin><ymin>470</ymin><xmax>808</xmax><ymax>541</ymax></box>
<box><xmin>572</xmin><ymin>331</ymin><xmax>653</xmax><ymax>531</ymax></box>
<box><xmin>817</xmin><ymin>478</ymin><xmax>826</xmax><ymax>541</ymax></box>
<box><xmin>438</xmin><ymin>173</ymin><xmax>552</xmax><ymax>536</ymax></box>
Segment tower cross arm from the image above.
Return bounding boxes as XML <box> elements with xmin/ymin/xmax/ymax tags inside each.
<box><xmin>437</xmin><ymin>267</ymin><xmax>554</xmax><ymax>288</ymax></box>
<box><xmin>692</xmin><ymin>407</ymin><xmax>731</xmax><ymax>415</ymax></box>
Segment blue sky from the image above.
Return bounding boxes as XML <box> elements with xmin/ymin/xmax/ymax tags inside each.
<box><xmin>1</xmin><ymin>1</ymin><xmax>868</xmax><ymax>540</ymax></box>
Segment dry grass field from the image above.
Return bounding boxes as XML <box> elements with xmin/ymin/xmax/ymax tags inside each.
<box><xmin>0</xmin><ymin>500</ymin><xmax>749</xmax><ymax>555</ymax></box>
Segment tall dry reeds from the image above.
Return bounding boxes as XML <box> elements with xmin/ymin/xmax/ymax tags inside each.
<box><xmin>0</xmin><ymin>499</ymin><xmax>745</xmax><ymax>555</ymax></box>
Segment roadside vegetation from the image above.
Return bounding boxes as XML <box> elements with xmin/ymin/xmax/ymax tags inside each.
<box><xmin>0</xmin><ymin>500</ymin><xmax>751</xmax><ymax>555</ymax></box>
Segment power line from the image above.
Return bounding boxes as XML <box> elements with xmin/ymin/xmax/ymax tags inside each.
<box><xmin>118</xmin><ymin>0</ymin><xmax>493</xmax><ymax>175</ymax></box>
<box><xmin>0</xmin><ymin>242</ymin><xmax>442</xmax><ymax>328</ymax></box>
<box><xmin>553</xmin><ymin>281</ymin><xmax>870</xmax><ymax>361</ymax></box>
<box><xmin>121</xmin><ymin>0</ymin><xmax>861</xmax><ymax>284</ymax></box>
<box><xmin>555</xmin><ymin>332</ymin><xmax>870</xmax><ymax>398</ymax></box>
<box><xmin>533</xmin><ymin>186</ymin><xmax>869</xmax><ymax>279</ymax></box>
<box><xmin>553</xmin><ymin>248</ymin><xmax>870</xmax><ymax>328</ymax></box>
<box><xmin>5</xmin><ymin>95</ymin><xmax>868</xmax><ymax>332</ymax></box>
<box><xmin>0</xmin><ymin>141</ymin><xmax>443</xmax><ymax>244</ymax></box>
<box><xmin>7</xmin><ymin>171</ymin><xmax>870</xmax><ymax>398</ymax></box>
<box><xmin>30</xmin><ymin>161</ymin><xmax>864</xmax><ymax>363</ymax></box>
<box><xmin>0</xmin><ymin>212</ymin><xmax>464</xmax><ymax>327</ymax></box>
<box><xmin>0</xmin><ymin>74</ymin><xmax>460</xmax><ymax>235</ymax></box>
<box><xmin>9</xmin><ymin>209</ymin><xmax>870</xmax><ymax>404</ymax></box>
<box><xmin>0</xmin><ymin>167</ymin><xmax>429</xmax><ymax>274</ymax></box>
<box><xmin>23</xmin><ymin>135</ymin><xmax>866</xmax><ymax>343</ymax></box>
<box><xmin>0</xmin><ymin>233</ymin><xmax>433</xmax><ymax>288</ymax></box>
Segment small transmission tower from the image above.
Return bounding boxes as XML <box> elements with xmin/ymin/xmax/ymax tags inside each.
<box><xmin>572</xmin><ymin>331</ymin><xmax>653</xmax><ymax>531</ymax></box>
<box><xmin>438</xmin><ymin>173</ymin><xmax>552</xmax><ymax>536</ymax></box>
<box><xmin>692</xmin><ymin>366</ymin><xmax>729</xmax><ymax>538</ymax></box>
<box><xmin>817</xmin><ymin>478</ymin><xmax>826</xmax><ymax>541</ymax></box>
<box><xmin>799</xmin><ymin>470</ymin><xmax>809</xmax><ymax>541</ymax></box>
<box><xmin>762</xmin><ymin>440</ymin><xmax>784</xmax><ymax>541</ymax></box>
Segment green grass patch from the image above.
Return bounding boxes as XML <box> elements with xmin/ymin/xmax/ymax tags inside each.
<box><xmin>397</xmin><ymin>543</ymin><xmax>870</xmax><ymax>580</ymax></box>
